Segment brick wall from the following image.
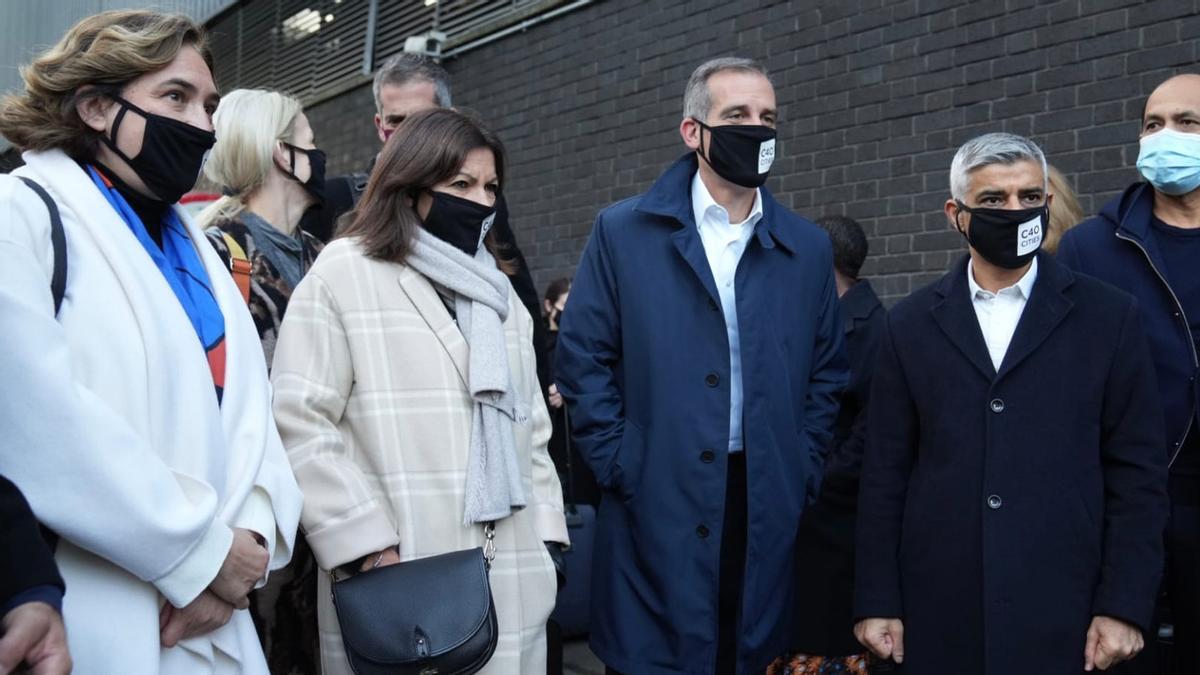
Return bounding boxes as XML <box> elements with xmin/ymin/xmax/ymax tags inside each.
<box><xmin>304</xmin><ymin>0</ymin><xmax>1200</xmax><ymax>304</ymax></box>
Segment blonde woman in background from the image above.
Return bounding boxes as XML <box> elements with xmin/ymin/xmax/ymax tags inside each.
<box><xmin>0</xmin><ymin>11</ymin><xmax>301</xmax><ymax>673</ymax></box>
<box><xmin>199</xmin><ymin>89</ymin><xmax>325</xmax><ymax>366</ymax></box>
<box><xmin>197</xmin><ymin>88</ymin><xmax>326</xmax><ymax>675</ymax></box>
<box><xmin>1044</xmin><ymin>165</ymin><xmax>1085</xmax><ymax>254</ymax></box>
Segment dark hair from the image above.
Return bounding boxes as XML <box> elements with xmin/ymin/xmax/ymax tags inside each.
<box><xmin>815</xmin><ymin>215</ymin><xmax>869</xmax><ymax>279</ymax></box>
<box><xmin>543</xmin><ymin>277</ymin><xmax>571</xmax><ymax>312</ymax></box>
<box><xmin>339</xmin><ymin>108</ymin><xmax>512</xmax><ymax>270</ymax></box>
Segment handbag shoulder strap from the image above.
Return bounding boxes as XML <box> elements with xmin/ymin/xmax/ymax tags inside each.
<box><xmin>221</xmin><ymin>231</ymin><xmax>253</xmax><ymax>304</ymax></box>
<box><xmin>483</xmin><ymin>521</ymin><xmax>496</xmax><ymax>570</ymax></box>
<box><xmin>17</xmin><ymin>177</ymin><xmax>67</xmax><ymax>316</ymax></box>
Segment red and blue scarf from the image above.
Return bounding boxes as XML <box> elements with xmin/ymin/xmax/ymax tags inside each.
<box><xmin>87</xmin><ymin>166</ymin><xmax>229</xmax><ymax>401</ymax></box>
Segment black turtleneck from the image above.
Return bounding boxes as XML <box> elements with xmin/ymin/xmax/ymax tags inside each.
<box><xmin>89</xmin><ymin>162</ymin><xmax>171</xmax><ymax>249</ymax></box>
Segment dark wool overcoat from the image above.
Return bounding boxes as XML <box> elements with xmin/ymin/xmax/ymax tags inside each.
<box><xmin>855</xmin><ymin>253</ymin><xmax>1169</xmax><ymax>674</ymax></box>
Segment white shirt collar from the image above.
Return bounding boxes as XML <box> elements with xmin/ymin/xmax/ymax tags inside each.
<box><xmin>691</xmin><ymin>171</ymin><xmax>763</xmax><ymax>233</ymax></box>
<box><xmin>967</xmin><ymin>255</ymin><xmax>1039</xmax><ymax>299</ymax></box>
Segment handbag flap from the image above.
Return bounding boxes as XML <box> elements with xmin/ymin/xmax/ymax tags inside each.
<box><xmin>332</xmin><ymin>547</ymin><xmax>493</xmax><ymax>665</ymax></box>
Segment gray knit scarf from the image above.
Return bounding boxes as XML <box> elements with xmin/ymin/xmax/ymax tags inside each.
<box><xmin>406</xmin><ymin>229</ymin><xmax>528</xmax><ymax>524</ymax></box>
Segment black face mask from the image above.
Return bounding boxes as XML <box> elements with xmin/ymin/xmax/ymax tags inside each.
<box><xmin>955</xmin><ymin>202</ymin><xmax>1047</xmax><ymax>269</ymax></box>
<box><xmin>99</xmin><ymin>96</ymin><xmax>216</xmax><ymax>204</ymax></box>
<box><xmin>693</xmin><ymin>119</ymin><xmax>777</xmax><ymax>188</ymax></box>
<box><xmin>281</xmin><ymin>142</ymin><xmax>327</xmax><ymax>206</ymax></box>
<box><xmin>422</xmin><ymin>191</ymin><xmax>496</xmax><ymax>257</ymax></box>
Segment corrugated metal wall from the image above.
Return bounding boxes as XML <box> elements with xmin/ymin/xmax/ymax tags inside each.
<box><xmin>206</xmin><ymin>0</ymin><xmax>575</xmax><ymax>109</ymax></box>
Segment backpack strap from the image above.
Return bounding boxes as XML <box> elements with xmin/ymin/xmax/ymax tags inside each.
<box><xmin>221</xmin><ymin>231</ymin><xmax>253</xmax><ymax>303</ymax></box>
<box><xmin>15</xmin><ymin>177</ymin><xmax>65</xmax><ymax>551</ymax></box>
<box><xmin>17</xmin><ymin>177</ymin><xmax>67</xmax><ymax>316</ymax></box>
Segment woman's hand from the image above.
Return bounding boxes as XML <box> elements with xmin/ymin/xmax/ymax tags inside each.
<box><xmin>359</xmin><ymin>547</ymin><xmax>401</xmax><ymax>573</ymax></box>
<box><xmin>209</xmin><ymin>528</ymin><xmax>269</xmax><ymax>609</ymax></box>
<box><xmin>159</xmin><ymin>591</ymin><xmax>236</xmax><ymax>647</ymax></box>
<box><xmin>548</xmin><ymin>384</ymin><xmax>563</xmax><ymax>410</ymax></box>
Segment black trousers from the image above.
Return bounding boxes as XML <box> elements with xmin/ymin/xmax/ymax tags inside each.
<box><xmin>1113</xmin><ymin>474</ymin><xmax>1200</xmax><ymax>675</ymax></box>
<box><xmin>606</xmin><ymin>451</ymin><xmax>748</xmax><ymax>675</ymax></box>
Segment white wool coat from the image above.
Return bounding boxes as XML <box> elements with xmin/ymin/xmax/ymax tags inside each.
<box><xmin>0</xmin><ymin>150</ymin><xmax>303</xmax><ymax>673</ymax></box>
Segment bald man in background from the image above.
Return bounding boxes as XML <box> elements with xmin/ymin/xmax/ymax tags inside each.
<box><xmin>1058</xmin><ymin>73</ymin><xmax>1200</xmax><ymax>674</ymax></box>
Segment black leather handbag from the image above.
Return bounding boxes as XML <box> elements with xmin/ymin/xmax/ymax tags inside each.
<box><xmin>330</xmin><ymin>523</ymin><xmax>499</xmax><ymax>675</ymax></box>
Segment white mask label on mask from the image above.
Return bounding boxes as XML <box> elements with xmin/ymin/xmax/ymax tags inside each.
<box><xmin>758</xmin><ymin>139</ymin><xmax>776</xmax><ymax>174</ymax></box>
<box><xmin>1016</xmin><ymin>214</ymin><xmax>1043</xmax><ymax>256</ymax></box>
<box><xmin>477</xmin><ymin>211</ymin><xmax>496</xmax><ymax>249</ymax></box>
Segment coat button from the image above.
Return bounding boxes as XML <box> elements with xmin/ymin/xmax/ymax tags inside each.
<box><xmin>706</xmin><ymin>373</ymin><xmax>720</xmax><ymax>387</ymax></box>
<box><xmin>987</xmin><ymin>495</ymin><xmax>1003</xmax><ymax>510</ymax></box>
<box><xmin>696</xmin><ymin>525</ymin><xmax>710</xmax><ymax>538</ymax></box>
<box><xmin>989</xmin><ymin>398</ymin><xmax>1005</xmax><ymax>413</ymax></box>
<box><xmin>700</xmin><ymin>449</ymin><xmax>715</xmax><ymax>463</ymax></box>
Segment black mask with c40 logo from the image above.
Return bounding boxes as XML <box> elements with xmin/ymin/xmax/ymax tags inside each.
<box><xmin>954</xmin><ymin>202</ymin><xmax>1047</xmax><ymax>270</ymax></box>
<box><xmin>422</xmin><ymin>191</ymin><xmax>497</xmax><ymax>257</ymax></box>
<box><xmin>692</xmin><ymin>119</ymin><xmax>777</xmax><ymax>188</ymax></box>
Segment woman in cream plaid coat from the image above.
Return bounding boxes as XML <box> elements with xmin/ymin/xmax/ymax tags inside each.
<box><xmin>271</xmin><ymin>108</ymin><xmax>569</xmax><ymax>675</ymax></box>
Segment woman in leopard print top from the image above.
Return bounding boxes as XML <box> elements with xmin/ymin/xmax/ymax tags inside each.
<box><xmin>197</xmin><ymin>88</ymin><xmax>327</xmax><ymax>675</ymax></box>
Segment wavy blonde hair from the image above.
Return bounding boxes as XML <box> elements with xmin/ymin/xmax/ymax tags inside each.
<box><xmin>0</xmin><ymin>10</ymin><xmax>210</xmax><ymax>159</ymax></box>
<box><xmin>1044</xmin><ymin>165</ymin><xmax>1085</xmax><ymax>254</ymax></box>
<box><xmin>196</xmin><ymin>89</ymin><xmax>304</xmax><ymax>228</ymax></box>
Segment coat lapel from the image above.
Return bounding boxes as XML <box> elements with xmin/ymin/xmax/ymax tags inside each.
<box><xmin>396</xmin><ymin>265</ymin><xmax>470</xmax><ymax>388</ymax></box>
<box><xmin>671</xmin><ymin>226</ymin><xmax>721</xmax><ymax>306</ymax></box>
<box><xmin>637</xmin><ymin>153</ymin><xmax>726</xmax><ymax>306</ymax></box>
<box><xmin>994</xmin><ymin>253</ymin><xmax>1074</xmax><ymax>382</ymax></box>
<box><xmin>931</xmin><ymin>255</ymin><xmax>997</xmax><ymax>381</ymax></box>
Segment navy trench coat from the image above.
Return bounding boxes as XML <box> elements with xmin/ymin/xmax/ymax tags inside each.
<box><xmin>855</xmin><ymin>253</ymin><xmax>1169</xmax><ymax>674</ymax></box>
<box><xmin>555</xmin><ymin>154</ymin><xmax>848</xmax><ymax>675</ymax></box>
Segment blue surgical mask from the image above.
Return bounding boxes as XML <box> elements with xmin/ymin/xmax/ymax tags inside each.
<box><xmin>1136</xmin><ymin>128</ymin><xmax>1200</xmax><ymax>196</ymax></box>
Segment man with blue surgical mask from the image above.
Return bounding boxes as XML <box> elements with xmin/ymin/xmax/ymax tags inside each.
<box><xmin>1058</xmin><ymin>73</ymin><xmax>1200</xmax><ymax>674</ymax></box>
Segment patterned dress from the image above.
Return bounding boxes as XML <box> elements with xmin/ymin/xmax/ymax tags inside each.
<box><xmin>767</xmin><ymin>653</ymin><xmax>873</xmax><ymax>674</ymax></box>
<box><xmin>206</xmin><ymin>212</ymin><xmax>324</xmax><ymax>675</ymax></box>
<box><xmin>204</xmin><ymin>213</ymin><xmax>323</xmax><ymax>366</ymax></box>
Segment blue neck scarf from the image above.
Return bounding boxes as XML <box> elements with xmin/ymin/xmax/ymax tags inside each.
<box><xmin>87</xmin><ymin>166</ymin><xmax>225</xmax><ymax>353</ymax></box>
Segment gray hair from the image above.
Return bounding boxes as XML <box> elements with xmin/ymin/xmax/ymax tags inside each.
<box><xmin>682</xmin><ymin>56</ymin><xmax>770</xmax><ymax>120</ymax></box>
<box><xmin>372</xmin><ymin>53</ymin><xmax>452</xmax><ymax>113</ymax></box>
<box><xmin>949</xmin><ymin>132</ymin><xmax>1048</xmax><ymax>201</ymax></box>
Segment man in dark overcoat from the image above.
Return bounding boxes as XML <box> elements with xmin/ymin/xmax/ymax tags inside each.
<box><xmin>854</xmin><ymin>132</ymin><xmax>1169</xmax><ymax>674</ymax></box>
<box><xmin>0</xmin><ymin>474</ymin><xmax>70</xmax><ymax>674</ymax></box>
<box><xmin>555</xmin><ymin>56</ymin><xmax>848</xmax><ymax>675</ymax></box>
<box><xmin>786</xmin><ymin>215</ymin><xmax>884</xmax><ymax>666</ymax></box>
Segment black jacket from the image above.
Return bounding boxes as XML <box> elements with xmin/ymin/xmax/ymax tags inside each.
<box><xmin>855</xmin><ymin>253</ymin><xmax>1169</xmax><ymax>674</ymax></box>
<box><xmin>790</xmin><ymin>279</ymin><xmax>884</xmax><ymax>656</ymax></box>
<box><xmin>0</xmin><ymin>474</ymin><xmax>63</xmax><ymax>613</ymax></box>
<box><xmin>1058</xmin><ymin>182</ymin><xmax>1200</xmax><ymax>471</ymax></box>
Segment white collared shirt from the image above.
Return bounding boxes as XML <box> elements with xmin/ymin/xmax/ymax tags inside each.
<box><xmin>967</xmin><ymin>256</ymin><xmax>1038</xmax><ymax>371</ymax></box>
<box><xmin>691</xmin><ymin>172</ymin><xmax>763</xmax><ymax>452</ymax></box>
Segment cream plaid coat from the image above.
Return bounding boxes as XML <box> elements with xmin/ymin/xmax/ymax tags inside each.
<box><xmin>271</xmin><ymin>238</ymin><xmax>569</xmax><ymax>675</ymax></box>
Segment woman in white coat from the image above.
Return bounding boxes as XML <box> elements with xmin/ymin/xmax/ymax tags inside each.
<box><xmin>0</xmin><ymin>10</ymin><xmax>302</xmax><ymax>673</ymax></box>
<box><xmin>271</xmin><ymin>108</ymin><xmax>569</xmax><ymax>675</ymax></box>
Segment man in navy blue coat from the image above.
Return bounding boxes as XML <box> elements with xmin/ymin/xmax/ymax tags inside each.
<box><xmin>0</xmin><ymin>474</ymin><xmax>70</xmax><ymax>674</ymax></box>
<box><xmin>854</xmin><ymin>133</ymin><xmax>1169</xmax><ymax>674</ymax></box>
<box><xmin>1057</xmin><ymin>74</ymin><xmax>1200</xmax><ymax>675</ymax></box>
<box><xmin>555</xmin><ymin>57</ymin><xmax>848</xmax><ymax>675</ymax></box>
